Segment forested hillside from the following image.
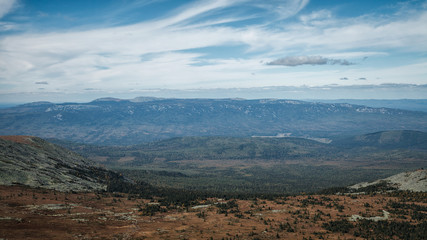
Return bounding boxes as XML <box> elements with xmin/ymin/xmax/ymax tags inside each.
<box><xmin>51</xmin><ymin>131</ymin><xmax>427</xmax><ymax>194</ymax></box>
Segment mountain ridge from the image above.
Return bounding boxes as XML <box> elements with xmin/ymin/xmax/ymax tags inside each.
<box><xmin>1</xmin><ymin>97</ymin><xmax>426</xmax><ymax>145</ymax></box>
<box><xmin>312</xmin><ymin>99</ymin><xmax>427</xmax><ymax>112</ymax></box>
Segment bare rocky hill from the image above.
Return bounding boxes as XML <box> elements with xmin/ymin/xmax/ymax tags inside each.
<box><xmin>350</xmin><ymin>169</ymin><xmax>427</xmax><ymax>192</ymax></box>
<box><xmin>0</xmin><ymin>136</ymin><xmax>119</xmax><ymax>192</ymax></box>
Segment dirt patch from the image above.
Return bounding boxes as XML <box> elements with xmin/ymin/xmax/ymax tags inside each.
<box><xmin>89</xmin><ymin>156</ymin><xmax>109</xmax><ymax>162</ymax></box>
<box><xmin>118</xmin><ymin>156</ymin><xmax>135</xmax><ymax>163</ymax></box>
<box><xmin>0</xmin><ymin>135</ymin><xmax>35</xmax><ymax>145</ymax></box>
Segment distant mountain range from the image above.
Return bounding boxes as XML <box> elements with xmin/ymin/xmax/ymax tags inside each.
<box><xmin>1</xmin><ymin>97</ymin><xmax>426</xmax><ymax>145</ymax></box>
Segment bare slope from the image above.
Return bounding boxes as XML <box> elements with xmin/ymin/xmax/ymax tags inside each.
<box><xmin>350</xmin><ymin>169</ymin><xmax>427</xmax><ymax>192</ymax></box>
<box><xmin>0</xmin><ymin>136</ymin><xmax>116</xmax><ymax>192</ymax></box>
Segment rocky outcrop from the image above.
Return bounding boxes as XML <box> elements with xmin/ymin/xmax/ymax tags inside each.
<box><xmin>350</xmin><ymin>169</ymin><xmax>427</xmax><ymax>192</ymax></box>
<box><xmin>349</xmin><ymin>210</ymin><xmax>390</xmax><ymax>222</ymax></box>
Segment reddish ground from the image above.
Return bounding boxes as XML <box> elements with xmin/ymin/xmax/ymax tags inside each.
<box><xmin>0</xmin><ymin>136</ymin><xmax>35</xmax><ymax>145</ymax></box>
<box><xmin>0</xmin><ymin>185</ymin><xmax>425</xmax><ymax>240</ymax></box>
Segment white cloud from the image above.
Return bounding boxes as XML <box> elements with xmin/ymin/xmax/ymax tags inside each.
<box><xmin>155</xmin><ymin>0</ymin><xmax>239</xmax><ymax>27</ymax></box>
<box><xmin>253</xmin><ymin>0</ymin><xmax>309</xmax><ymax>19</ymax></box>
<box><xmin>299</xmin><ymin>10</ymin><xmax>331</xmax><ymax>24</ymax></box>
<box><xmin>323</xmin><ymin>52</ymin><xmax>387</xmax><ymax>59</ymax></box>
<box><xmin>243</xmin><ymin>11</ymin><xmax>427</xmax><ymax>54</ymax></box>
<box><xmin>0</xmin><ymin>21</ymin><xmax>18</xmax><ymax>31</ymax></box>
<box><xmin>0</xmin><ymin>0</ymin><xmax>16</xmax><ymax>19</ymax></box>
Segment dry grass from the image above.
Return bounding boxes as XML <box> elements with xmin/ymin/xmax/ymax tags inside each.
<box><xmin>1</xmin><ymin>185</ymin><xmax>424</xmax><ymax>239</ymax></box>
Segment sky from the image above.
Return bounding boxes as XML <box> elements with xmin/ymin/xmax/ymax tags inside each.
<box><xmin>0</xmin><ymin>0</ymin><xmax>427</xmax><ymax>103</ymax></box>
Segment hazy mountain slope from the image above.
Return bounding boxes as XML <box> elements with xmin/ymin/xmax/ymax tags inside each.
<box><xmin>51</xmin><ymin>136</ymin><xmax>335</xmax><ymax>166</ymax></box>
<box><xmin>0</xmin><ymin>136</ymin><xmax>118</xmax><ymax>192</ymax></box>
<box><xmin>50</xmin><ymin>131</ymin><xmax>427</xmax><ymax>169</ymax></box>
<box><xmin>332</xmin><ymin>130</ymin><xmax>427</xmax><ymax>149</ymax></box>
<box><xmin>131</xmin><ymin>136</ymin><xmax>332</xmax><ymax>161</ymax></box>
<box><xmin>1</xmin><ymin>98</ymin><xmax>426</xmax><ymax>145</ymax></box>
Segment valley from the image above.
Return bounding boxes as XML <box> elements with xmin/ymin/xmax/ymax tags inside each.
<box><xmin>52</xmin><ymin>130</ymin><xmax>427</xmax><ymax>194</ymax></box>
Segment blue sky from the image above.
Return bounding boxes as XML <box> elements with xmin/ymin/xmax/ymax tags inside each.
<box><xmin>0</xmin><ymin>0</ymin><xmax>426</xmax><ymax>103</ymax></box>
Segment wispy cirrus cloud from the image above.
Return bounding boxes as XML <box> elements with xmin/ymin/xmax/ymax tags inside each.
<box><xmin>266</xmin><ymin>56</ymin><xmax>353</xmax><ymax>66</ymax></box>
<box><xmin>0</xmin><ymin>0</ymin><xmax>16</xmax><ymax>19</ymax></box>
<box><xmin>155</xmin><ymin>0</ymin><xmax>239</xmax><ymax>27</ymax></box>
<box><xmin>253</xmin><ymin>0</ymin><xmax>309</xmax><ymax>20</ymax></box>
<box><xmin>0</xmin><ymin>0</ymin><xmax>426</xmax><ymax>101</ymax></box>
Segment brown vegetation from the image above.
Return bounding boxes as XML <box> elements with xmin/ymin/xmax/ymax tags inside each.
<box><xmin>1</xmin><ymin>185</ymin><xmax>425</xmax><ymax>239</ymax></box>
